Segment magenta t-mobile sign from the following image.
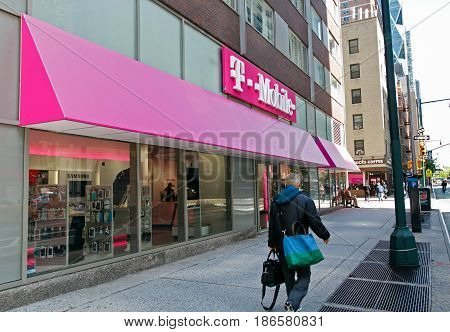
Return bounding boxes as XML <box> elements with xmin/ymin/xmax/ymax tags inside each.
<box><xmin>222</xmin><ymin>47</ymin><xmax>297</xmax><ymax>122</ymax></box>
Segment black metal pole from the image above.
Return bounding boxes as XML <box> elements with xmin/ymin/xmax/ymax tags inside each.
<box><xmin>381</xmin><ymin>0</ymin><xmax>419</xmax><ymax>266</ymax></box>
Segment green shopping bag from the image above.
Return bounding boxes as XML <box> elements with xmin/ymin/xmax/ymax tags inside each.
<box><xmin>283</xmin><ymin>223</ymin><xmax>324</xmax><ymax>269</ymax></box>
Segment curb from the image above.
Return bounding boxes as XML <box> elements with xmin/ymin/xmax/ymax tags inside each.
<box><xmin>437</xmin><ymin>209</ymin><xmax>450</xmax><ymax>260</ymax></box>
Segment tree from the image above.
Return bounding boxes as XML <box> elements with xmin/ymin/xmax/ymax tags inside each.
<box><xmin>437</xmin><ymin>167</ymin><xmax>450</xmax><ymax>179</ymax></box>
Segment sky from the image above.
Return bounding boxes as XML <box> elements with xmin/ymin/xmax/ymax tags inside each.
<box><xmin>402</xmin><ymin>0</ymin><xmax>450</xmax><ymax>168</ymax></box>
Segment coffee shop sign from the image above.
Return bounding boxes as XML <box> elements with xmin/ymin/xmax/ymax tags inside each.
<box><xmin>222</xmin><ymin>47</ymin><xmax>296</xmax><ymax>122</ymax></box>
<box><xmin>356</xmin><ymin>159</ymin><xmax>385</xmax><ymax>165</ymax></box>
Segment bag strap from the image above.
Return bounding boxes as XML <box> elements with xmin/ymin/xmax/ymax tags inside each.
<box><xmin>293</xmin><ymin>195</ymin><xmax>308</xmax><ymax>235</ymax></box>
<box><xmin>261</xmin><ymin>284</ymin><xmax>280</xmax><ymax>311</ymax></box>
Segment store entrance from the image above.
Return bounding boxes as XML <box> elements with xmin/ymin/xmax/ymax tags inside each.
<box><xmin>257</xmin><ymin>163</ymin><xmax>280</xmax><ymax>230</ymax></box>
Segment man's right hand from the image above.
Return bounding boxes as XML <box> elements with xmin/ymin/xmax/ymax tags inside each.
<box><xmin>323</xmin><ymin>239</ymin><xmax>330</xmax><ymax>245</ymax></box>
<box><xmin>269</xmin><ymin>247</ymin><xmax>277</xmax><ymax>251</ymax></box>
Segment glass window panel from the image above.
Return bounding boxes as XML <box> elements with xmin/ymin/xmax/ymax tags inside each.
<box><xmin>316</xmin><ymin>109</ymin><xmax>328</xmax><ymax>139</ymax></box>
<box><xmin>28</xmin><ymin>130</ymin><xmax>138</xmax><ymax>276</ymax></box>
<box><xmin>353</xmin><ymin>114</ymin><xmax>363</xmax><ymax>129</ymax></box>
<box><xmin>140</xmin><ymin>146</ymin><xmax>180</xmax><ymax>250</ymax></box>
<box><xmin>350</xmin><ymin>63</ymin><xmax>360</xmax><ymax>79</ymax></box>
<box><xmin>0</xmin><ymin>12</ymin><xmax>20</xmax><ymax>121</ymax></box>
<box><xmin>351</xmin><ymin>88</ymin><xmax>362</xmax><ymax>104</ymax></box>
<box><xmin>349</xmin><ymin>38</ymin><xmax>359</xmax><ymax>54</ymax></box>
<box><xmin>31</xmin><ymin>0</ymin><xmax>136</xmax><ymax>58</ymax></box>
<box><xmin>0</xmin><ymin>125</ymin><xmax>23</xmax><ymax>284</ymax></box>
<box><xmin>295</xmin><ymin>96</ymin><xmax>307</xmax><ymax>131</ymax></box>
<box><xmin>246</xmin><ymin>0</ymin><xmax>274</xmax><ymax>43</ymax></box>
<box><xmin>0</xmin><ymin>0</ymin><xmax>26</xmax><ymax>14</ymax></box>
<box><xmin>232</xmin><ymin>158</ymin><xmax>256</xmax><ymax>230</ymax></box>
<box><xmin>354</xmin><ymin>139</ymin><xmax>365</xmax><ymax>155</ymax></box>
<box><xmin>319</xmin><ymin>169</ymin><xmax>331</xmax><ymax>209</ymax></box>
<box><xmin>290</xmin><ymin>0</ymin><xmax>305</xmax><ymax>17</ymax></box>
<box><xmin>309</xmin><ymin>168</ymin><xmax>319</xmax><ymax>208</ymax></box>
<box><xmin>326</xmin><ymin>116</ymin><xmax>333</xmax><ymax>141</ymax></box>
<box><xmin>314</xmin><ymin>57</ymin><xmax>326</xmax><ymax>89</ymax></box>
<box><xmin>288</xmin><ymin>30</ymin><xmax>308</xmax><ymax>73</ymax></box>
<box><xmin>198</xmin><ymin>153</ymin><xmax>230</xmax><ymax>236</ymax></box>
<box><xmin>184</xmin><ymin>24</ymin><xmax>221</xmax><ymax>94</ymax></box>
<box><xmin>331</xmin><ymin>75</ymin><xmax>342</xmax><ymax>102</ymax></box>
<box><xmin>307</xmin><ymin>104</ymin><xmax>316</xmax><ymax>135</ymax></box>
<box><xmin>139</xmin><ymin>0</ymin><xmax>182</xmax><ymax>78</ymax></box>
<box><xmin>311</xmin><ymin>7</ymin><xmax>322</xmax><ymax>40</ymax></box>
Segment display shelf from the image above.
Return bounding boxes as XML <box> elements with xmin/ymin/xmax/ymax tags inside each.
<box><xmin>84</xmin><ymin>185</ymin><xmax>113</xmax><ymax>257</ymax></box>
<box><xmin>27</xmin><ymin>184</ymin><xmax>69</xmax><ymax>275</ymax></box>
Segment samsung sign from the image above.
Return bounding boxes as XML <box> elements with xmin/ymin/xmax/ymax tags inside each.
<box><xmin>222</xmin><ymin>47</ymin><xmax>296</xmax><ymax>122</ymax></box>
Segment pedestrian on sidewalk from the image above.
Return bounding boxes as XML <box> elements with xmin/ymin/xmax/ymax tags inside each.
<box><xmin>363</xmin><ymin>183</ymin><xmax>370</xmax><ymax>202</ymax></box>
<box><xmin>376</xmin><ymin>182</ymin><xmax>384</xmax><ymax>202</ymax></box>
<box><xmin>268</xmin><ymin>173</ymin><xmax>330</xmax><ymax>312</ymax></box>
<box><xmin>442</xmin><ymin>179</ymin><xmax>447</xmax><ymax>194</ymax></box>
<box><xmin>382</xmin><ymin>181</ymin><xmax>388</xmax><ymax>200</ymax></box>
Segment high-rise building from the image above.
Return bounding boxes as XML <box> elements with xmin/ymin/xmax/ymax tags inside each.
<box><xmin>0</xmin><ymin>0</ymin><xmax>357</xmax><ymax>307</ymax></box>
<box><xmin>341</xmin><ymin>2</ymin><xmax>393</xmax><ymax>193</ymax></box>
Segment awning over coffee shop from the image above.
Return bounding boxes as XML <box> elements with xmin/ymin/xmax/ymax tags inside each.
<box><xmin>314</xmin><ymin>137</ymin><xmax>360</xmax><ymax>172</ymax></box>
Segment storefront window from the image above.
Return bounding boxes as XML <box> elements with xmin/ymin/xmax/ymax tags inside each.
<box><xmin>27</xmin><ymin>130</ymin><xmax>138</xmax><ymax>276</ymax></box>
<box><xmin>309</xmin><ymin>168</ymin><xmax>319</xmax><ymax>208</ymax></box>
<box><xmin>232</xmin><ymin>158</ymin><xmax>256</xmax><ymax>230</ymax></box>
<box><xmin>257</xmin><ymin>163</ymin><xmax>278</xmax><ymax>230</ymax></box>
<box><xmin>318</xmin><ymin>169</ymin><xmax>331</xmax><ymax>209</ymax></box>
<box><xmin>183</xmin><ymin>153</ymin><xmax>231</xmax><ymax>238</ymax></box>
<box><xmin>140</xmin><ymin>146</ymin><xmax>180</xmax><ymax>250</ymax></box>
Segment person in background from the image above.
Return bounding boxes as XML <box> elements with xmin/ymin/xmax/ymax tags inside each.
<box><xmin>442</xmin><ymin>179</ymin><xmax>447</xmax><ymax>194</ymax></box>
<box><xmin>381</xmin><ymin>181</ymin><xmax>388</xmax><ymax>200</ymax></box>
<box><xmin>363</xmin><ymin>182</ymin><xmax>371</xmax><ymax>202</ymax></box>
<box><xmin>376</xmin><ymin>182</ymin><xmax>384</xmax><ymax>202</ymax></box>
<box><xmin>344</xmin><ymin>187</ymin><xmax>360</xmax><ymax>208</ymax></box>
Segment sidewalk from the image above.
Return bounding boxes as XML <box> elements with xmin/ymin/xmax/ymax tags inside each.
<box><xmin>12</xmin><ymin>198</ymin><xmax>450</xmax><ymax>312</ymax></box>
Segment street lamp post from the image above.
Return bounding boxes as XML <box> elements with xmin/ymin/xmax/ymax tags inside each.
<box><xmin>381</xmin><ymin>0</ymin><xmax>419</xmax><ymax>266</ymax></box>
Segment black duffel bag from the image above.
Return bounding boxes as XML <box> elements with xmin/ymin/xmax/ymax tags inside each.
<box><xmin>261</xmin><ymin>249</ymin><xmax>285</xmax><ymax>311</ymax></box>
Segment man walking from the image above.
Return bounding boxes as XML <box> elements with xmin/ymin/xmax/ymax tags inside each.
<box><xmin>442</xmin><ymin>179</ymin><xmax>447</xmax><ymax>194</ymax></box>
<box><xmin>268</xmin><ymin>174</ymin><xmax>330</xmax><ymax>312</ymax></box>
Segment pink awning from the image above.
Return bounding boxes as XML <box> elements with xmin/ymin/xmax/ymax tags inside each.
<box><xmin>314</xmin><ymin>137</ymin><xmax>360</xmax><ymax>172</ymax></box>
<box><xmin>19</xmin><ymin>15</ymin><xmax>329</xmax><ymax>167</ymax></box>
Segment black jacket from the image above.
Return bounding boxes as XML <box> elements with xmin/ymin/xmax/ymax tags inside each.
<box><xmin>268</xmin><ymin>186</ymin><xmax>330</xmax><ymax>249</ymax></box>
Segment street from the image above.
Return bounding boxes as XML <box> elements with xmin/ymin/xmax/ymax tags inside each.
<box><xmin>13</xmin><ymin>198</ymin><xmax>450</xmax><ymax>312</ymax></box>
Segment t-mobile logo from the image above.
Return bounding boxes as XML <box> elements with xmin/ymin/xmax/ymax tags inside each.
<box><xmin>230</xmin><ymin>55</ymin><xmax>245</xmax><ymax>92</ymax></box>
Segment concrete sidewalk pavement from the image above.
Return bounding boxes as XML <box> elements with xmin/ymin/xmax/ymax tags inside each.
<box><xmin>12</xmin><ymin>199</ymin><xmax>450</xmax><ymax>312</ymax></box>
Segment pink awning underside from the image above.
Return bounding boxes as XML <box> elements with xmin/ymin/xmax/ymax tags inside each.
<box><xmin>20</xmin><ymin>15</ymin><xmax>329</xmax><ymax>166</ymax></box>
<box><xmin>314</xmin><ymin>137</ymin><xmax>360</xmax><ymax>172</ymax></box>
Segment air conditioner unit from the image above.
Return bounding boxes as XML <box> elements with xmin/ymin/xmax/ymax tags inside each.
<box><xmin>354</xmin><ymin>125</ymin><xmax>362</xmax><ymax>130</ymax></box>
<box><xmin>356</xmin><ymin>150</ymin><xmax>364</xmax><ymax>155</ymax></box>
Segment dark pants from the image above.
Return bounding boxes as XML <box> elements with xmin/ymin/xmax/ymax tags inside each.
<box><xmin>279</xmin><ymin>251</ymin><xmax>311</xmax><ymax>311</ymax></box>
<box><xmin>364</xmin><ymin>192</ymin><xmax>370</xmax><ymax>201</ymax></box>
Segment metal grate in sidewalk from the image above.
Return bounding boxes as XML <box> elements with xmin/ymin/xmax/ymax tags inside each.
<box><xmin>319</xmin><ymin>305</ymin><xmax>361</xmax><ymax>312</ymax></box>
<box><xmin>319</xmin><ymin>240</ymin><xmax>432</xmax><ymax>312</ymax></box>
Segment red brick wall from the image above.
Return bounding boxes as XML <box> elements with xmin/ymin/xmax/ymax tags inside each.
<box><xmin>245</xmin><ymin>26</ymin><xmax>311</xmax><ymax>101</ymax></box>
<box><xmin>158</xmin><ymin>0</ymin><xmax>240</xmax><ymax>52</ymax></box>
<box><xmin>314</xmin><ymin>83</ymin><xmax>332</xmax><ymax>115</ymax></box>
<box><xmin>312</xmin><ymin>34</ymin><xmax>330</xmax><ymax>70</ymax></box>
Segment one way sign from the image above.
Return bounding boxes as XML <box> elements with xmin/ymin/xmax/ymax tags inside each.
<box><xmin>413</xmin><ymin>135</ymin><xmax>430</xmax><ymax>140</ymax></box>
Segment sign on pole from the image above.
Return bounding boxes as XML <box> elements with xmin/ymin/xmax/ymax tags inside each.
<box><xmin>425</xmin><ymin>169</ymin><xmax>433</xmax><ymax>178</ymax></box>
<box><xmin>413</xmin><ymin>135</ymin><xmax>430</xmax><ymax>140</ymax></box>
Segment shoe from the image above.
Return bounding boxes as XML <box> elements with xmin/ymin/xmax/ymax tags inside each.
<box><xmin>296</xmin><ymin>306</ymin><xmax>303</xmax><ymax>312</ymax></box>
<box><xmin>284</xmin><ymin>302</ymin><xmax>294</xmax><ymax>312</ymax></box>
<box><xmin>355</xmin><ymin>206</ymin><xmax>360</xmax><ymax>208</ymax></box>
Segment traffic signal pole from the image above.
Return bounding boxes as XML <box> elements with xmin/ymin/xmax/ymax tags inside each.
<box><xmin>382</xmin><ymin>0</ymin><xmax>419</xmax><ymax>266</ymax></box>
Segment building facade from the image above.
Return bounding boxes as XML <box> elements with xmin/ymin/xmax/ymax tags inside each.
<box><xmin>341</xmin><ymin>8</ymin><xmax>392</xmax><ymax>195</ymax></box>
<box><xmin>0</xmin><ymin>0</ymin><xmax>357</xmax><ymax>298</ymax></box>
